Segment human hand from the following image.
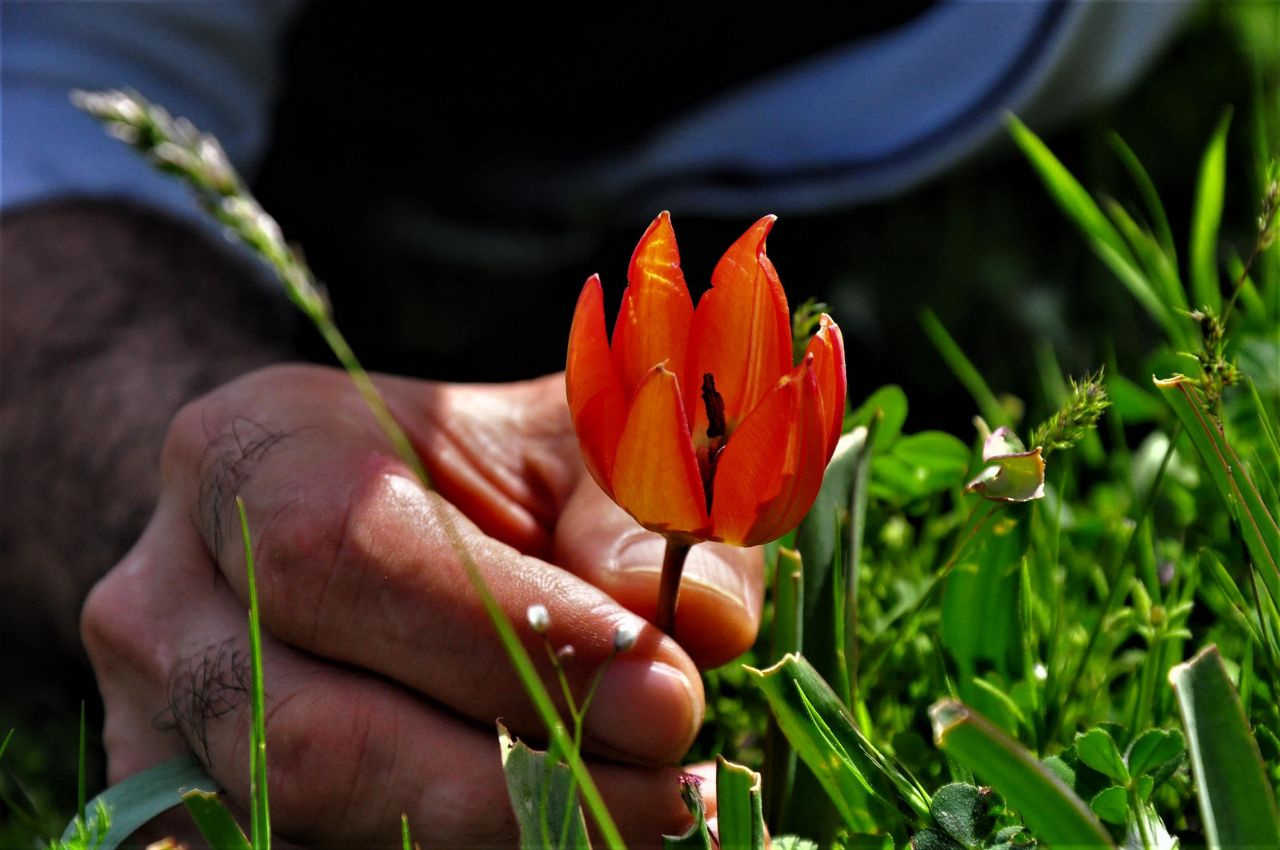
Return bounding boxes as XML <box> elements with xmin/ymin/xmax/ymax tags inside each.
<box><xmin>82</xmin><ymin>364</ymin><xmax>763</xmax><ymax>847</ymax></box>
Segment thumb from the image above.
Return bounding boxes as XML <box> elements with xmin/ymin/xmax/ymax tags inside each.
<box><xmin>553</xmin><ymin>476</ymin><xmax>763</xmax><ymax>668</ymax></box>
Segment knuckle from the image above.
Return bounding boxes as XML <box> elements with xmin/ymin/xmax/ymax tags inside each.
<box><xmin>260</xmin><ymin>683</ymin><xmax>379</xmax><ymax>839</ymax></box>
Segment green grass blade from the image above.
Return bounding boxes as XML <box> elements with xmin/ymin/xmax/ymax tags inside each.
<box><xmin>59</xmin><ymin>755</ymin><xmax>219</xmax><ymax>849</ymax></box>
<box><xmin>1189</xmin><ymin>110</ymin><xmax>1233</xmax><ymax>313</ymax></box>
<box><xmin>1101</xmin><ymin>196</ymin><xmax>1187</xmax><ymax>321</ymax></box>
<box><xmin>401</xmin><ymin>814</ymin><xmax>412</xmax><ymax>850</ymax></box>
<box><xmin>1108</xmin><ymin>132</ymin><xmax>1177</xmax><ymax>264</ymax></box>
<box><xmin>763</xmin><ymin>547</ymin><xmax>802</xmax><ymax>830</ymax></box>
<box><xmin>77</xmin><ymin>702</ymin><xmax>87</xmax><ymax>830</ymax></box>
<box><xmin>182</xmin><ymin>790</ymin><xmax>252</xmax><ymax>850</ymax></box>
<box><xmin>919</xmin><ymin>308</ymin><xmax>1008</xmax><ymax>429</ymax></box>
<box><xmin>1154</xmin><ymin>376</ymin><xmax>1280</xmax><ymax>609</ymax></box>
<box><xmin>1008</xmin><ymin>115</ymin><xmax>1182</xmax><ymax>345</ymax></box>
<box><xmin>715</xmin><ymin>757</ymin><xmax>766</xmax><ymax>850</ymax></box>
<box><xmin>748</xmin><ymin>654</ymin><xmax>909</xmax><ymax>834</ymax></box>
<box><xmin>1168</xmin><ymin>646</ymin><xmax>1280</xmax><ymax>850</ymax></box>
<box><xmin>929</xmin><ymin>701</ymin><xmax>1116</xmax><ymax>849</ymax></box>
<box><xmin>235</xmin><ymin>497</ymin><xmax>271</xmax><ymax>850</ymax></box>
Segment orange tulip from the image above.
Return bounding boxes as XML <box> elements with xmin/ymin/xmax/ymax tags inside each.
<box><xmin>566</xmin><ymin>212</ymin><xmax>846</xmax><ymax>548</ymax></box>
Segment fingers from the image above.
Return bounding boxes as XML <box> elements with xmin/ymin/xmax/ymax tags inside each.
<box><xmin>83</xmin><ymin>514</ymin><xmax>696</xmax><ymax>849</ymax></box>
<box><xmin>160</xmin><ymin>365</ymin><xmax>702</xmax><ymax>764</ymax></box>
<box><xmin>553</xmin><ymin>478</ymin><xmax>764</xmax><ymax>668</ymax></box>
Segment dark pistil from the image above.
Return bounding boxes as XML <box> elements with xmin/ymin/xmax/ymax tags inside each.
<box><xmin>700</xmin><ymin>373</ymin><xmax>726</xmax><ymax>513</ymax></box>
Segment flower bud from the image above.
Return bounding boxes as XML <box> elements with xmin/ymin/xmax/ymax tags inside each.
<box><xmin>526</xmin><ymin>604</ymin><xmax>550</xmax><ymax>634</ymax></box>
<box><xmin>613</xmin><ymin>622</ymin><xmax>639</xmax><ymax>653</ymax></box>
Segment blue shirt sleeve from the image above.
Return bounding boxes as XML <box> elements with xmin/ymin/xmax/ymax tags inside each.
<box><xmin>2</xmin><ymin>1</ymin><xmax>299</xmax><ymax>222</ymax></box>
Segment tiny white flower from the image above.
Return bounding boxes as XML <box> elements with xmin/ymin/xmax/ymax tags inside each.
<box><xmin>613</xmin><ymin>622</ymin><xmax>639</xmax><ymax>653</ymax></box>
<box><xmin>526</xmin><ymin>604</ymin><xmax>550</xmax><ymax>634</ymax></box>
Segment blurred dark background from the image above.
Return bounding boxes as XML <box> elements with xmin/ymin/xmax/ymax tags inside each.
<box><xmin>254</xmin><ymin>2</ymin><xmax>1272</xmax><ymax>438</ymax></box>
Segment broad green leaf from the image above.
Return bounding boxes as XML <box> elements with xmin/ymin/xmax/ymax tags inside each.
<box><xmin>498</xmin><ymin>723</ymin><xmax>590</xmax><ymax>850</ymax></box>
<box><xmin>716</xmin><ymin>757</ymin><xmax>766</xmax><ymax>850</ymax></box>
<box><xmin>848</xmin><ymin>385</ymin><xmax>907</xmax><ymax>454</ymax></box>
<box><xmin>930</xmin><ymin>701</ymin><xmax>1115</xmax><ymax>849</ymax></box>
<box><xmin>182</xmin><ymin>790</ymin><xmax>252</xmax><ymax>850</ymax></box>
<box><xmin>1189</xmin><ymin>110</ymin><xmax>1232</xmax><ymax>314</ymax></box>
<box><xmin>873</xmin><ymin>431</ymin><xmax>970</xmax><ymax>501</ymax></box>
<box><xmin>1169</xmin><ymin>646</ymin><xmax>1280</xmax><ymax>850</ymax></box>
<box><xmin>930</xmin><ymin>783</ymin><xmax>996</xmax><ymax>847</ymax></box>
<box><xmin>1075</xmin><ymin>729</ymin><xmax>1129</xmax><ymax>785</ymax></box>
<box><xmin>912</xmin><ymin>827</ymin><xmax>965</xmax><ymax>850</ymax></box>
<box><xmin>59</xmin><ymin>754</ymin><xmax>219</xmax><ymax>850</ymax></box>
<box><xmin>1155</xmin><ymin>375</ymin><xmax>1280</xmax><ymax>610</ymax></box>
<box><xmin>1126</xmin><ymin>728</ymin><xmax>1185</xmax><ymax>779</ymax></box>
<box><xmin>1089</xmin><ymin>786</ymin><xmax>1128</xmax><ymax>826</ymax></box>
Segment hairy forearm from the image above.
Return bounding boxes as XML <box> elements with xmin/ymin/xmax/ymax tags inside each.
<box><xmin>1</xmin><ymin>200</ymin><xmax>297</xmax><ymax>675</ymax></box>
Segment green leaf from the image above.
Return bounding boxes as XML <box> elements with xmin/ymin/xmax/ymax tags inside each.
<box><xmin>873</xmin><ymin>431</ymin><xmax>970</xmax><ymax>501</ymax></box>
<box><xmin>764</xmin><ymin>547</ymin><xmax>803</xmax><ymax>832</ymax></box>
<box><xmin>1108</xmin><ymin>132</ymin><xmax>1177</xmax><ymax>265</ymax></box>
<box><xmin>930</xmin><ymin>783</ymin><xmax>995</xmax><ymax>848</ymax></box>
<box><xmin>930</xmin><ymin>701</ymin><xmax>1115</xmax><ymax>849</ymax></box>
<box><xmin>664</xmin><ymin>775</ymin><xmax>713</xmax><ymax>850</ymax></box>
<box><xmin>59</xmin><ymin>754</ymin><xmax>219</xmax><ymax>850</ymax></box>
<box><xmin>1074</xmin><ymin>729</ymin><xmax>1129</xmax><ymax>785</ymax></box>
<box><xmin>1169</xmin><ymin>645</ymin><xmax>1280</xmax><ymax>850</ymax></box>
<box><xmin>848</xmin><ymin>385</ymin><xmax>908</xmax><ymax>454</ymax></box>
<box><xmin>748</xmin><ymin>654</ymin><xmax>911</xmax><ymax>834</ymax></box>
<box><xmin>798</xmin><ymin>429</ymin><xmax>869</xmax><ymax>627</ymax></box>
<box><xmin>1154</xmin><ymin>375</ymin><xmax>1280</xmax><ymax>611</ymax></box>
<box><xmin>911</xmin><ymin>827</ymin><xmax>965</xmax><ymax>850</ymax></box>
<box><xmin>715</xmin><ymin>757</ymin><xmax>766</xmax><ymax>850</ymax></box>
<box><xmin>1008</xmin><ymin>114</ymin><xmax>1179</xmax><ymax>344</ymax></box>
<box><xmin>235</xmin><ymin>497</ymin><xmax>270</xmax><ymax>850</ymax></box>
<box><xmin>182</xmin><ymin>790</ymin><xmax>252</xmax><ymax>850</ymax></box>
<box><xmin>771</xmin><ymin>837</ymin><xmax>821</xmax><ymax>850</ymax></box>
<box><xmin>1108</xmin><ymin>373</ymin><xmax>1167</xmax><ymax>424</ymax></box>
<box><xmin>941</xmin><ymin>514</ymin><xmax>1028</xmax><ymax>699</ymax></box>
<box><xmin>919</xmin><ymin>308</ymin><xmax>1008</xmax><ymax>430</ymax></box>
<box><xmin>1189</xmin><ymin>110</ymin><xmax>1232</xmax><ymax>313</ymax></box>
<box><xmin>498</xmin><ymin>723</ymin><xmax>591</xmax><ymax>850</ymax></box>
<box><xmin>1125</xmin><ymin>728</ymin><xmax>1185</xmax><ymax>779</ymax></box>
<box><xmin>1088</xmin><ymin>786</ymin><xmax>1128</xmax><ymax>826</ymax></box>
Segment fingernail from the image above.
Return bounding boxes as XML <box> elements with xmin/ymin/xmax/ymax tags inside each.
<box><xmin>586</xmin><ymin>656</ymin><xmax>700</xmax><ymax>764</ymax></box>
<box><xmin>614</xmin><ymin>535</ymin><xmax>755</xmax><ymax>620</ymax></box>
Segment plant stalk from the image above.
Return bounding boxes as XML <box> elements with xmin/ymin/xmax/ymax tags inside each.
<box><xmin>656</xmin><ymin>539</ymin><xmax>694</xmax><ymax>635</ymax></box>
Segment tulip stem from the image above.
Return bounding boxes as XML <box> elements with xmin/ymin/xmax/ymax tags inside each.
<box><xmin>656</xmin><ymin>539</ymin><xmax>694</xmax><ymax>635</ymax></box>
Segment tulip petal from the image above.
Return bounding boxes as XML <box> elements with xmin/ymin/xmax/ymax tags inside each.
<box><xmin>687</xmin><ymin>215</ymin><xmax>792</xmax><ymax>438</ymax></box>
<box><xmin>612</xmin><ymin>212</ymin><xmax>694</xmax><ymax>395</ymax></box>
<box><xmin>565</xmin><ymin>274</ymin><xmax>627</xmax><ymax>492</ymax></box>
<box><xmin>801</xmin><ymin>314</ymin><xmax>848</xmax><ymax>457</ymax></box>
<box><xmin>612</xmin><ymin>364</ymin><xmax>709</xmax><ymax>538</ymax></box>
<box><xmin>710</xmin><ymin>361</ymin><xmax>828</xmax><ymax>546</ymax></box>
